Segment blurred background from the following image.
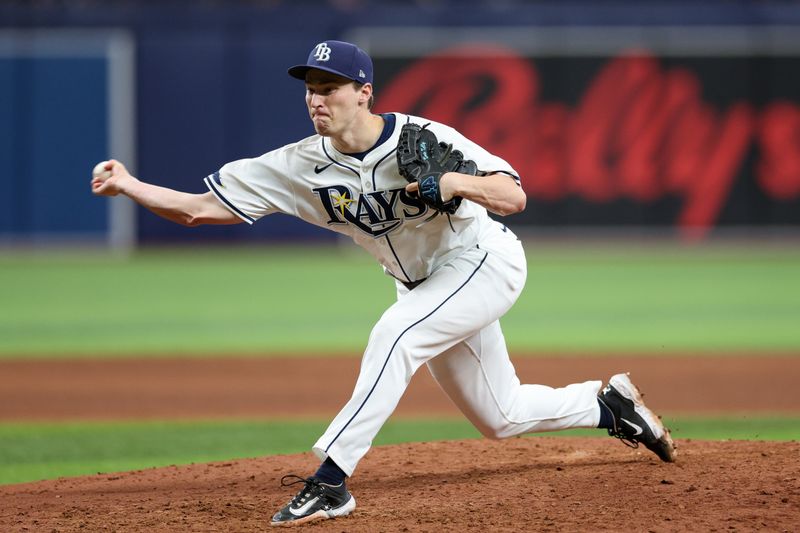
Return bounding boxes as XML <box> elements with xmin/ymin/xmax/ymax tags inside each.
<box><xmin>2</xmin><ymin>0</ymin><xmax>799</xmax><ymax>356</ymax></box>
<box><xmin>2</xmin><ymin>0</ymin><xmax>800</xmax><ymax>248</ymax></box>
<box><xmin>1</xmin><ymin>0</ymin><xmax>799</xmax><ymax>487</ymax></box>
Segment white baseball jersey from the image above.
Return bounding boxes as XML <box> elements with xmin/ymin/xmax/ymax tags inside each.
<box><xmin>204</xmin><ymin>113</ymin><xmax>519</xmax><ymax>284</ymax></box>
<box><xmin>204</xmin><ymin>112</ymin><xmax>602</xmax><ymax>476</ymax></box>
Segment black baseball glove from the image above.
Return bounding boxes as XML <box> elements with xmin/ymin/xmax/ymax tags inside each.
<box><xmin>396</xmin><ymin>122</ymin><xmax>478</xmax><ymax>216</ymax></box>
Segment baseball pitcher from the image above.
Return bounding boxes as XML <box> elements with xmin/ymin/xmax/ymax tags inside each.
<box><xmin>91</xmin><ymin>40</ymin><xmax>676</xmax><ymax>527</ymax></box>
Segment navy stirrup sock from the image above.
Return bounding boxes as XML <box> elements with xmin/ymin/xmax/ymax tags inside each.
<box><xmin>314</xmin><ymin>457</ymin><xmax>347</xmax><ymax>486</ymax></box>
<box><xmin>597</xmin><ymin>397</ymin><xmax>615</xmax><ymax>429</ymax></box>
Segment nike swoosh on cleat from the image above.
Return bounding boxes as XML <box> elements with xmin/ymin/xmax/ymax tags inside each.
<box><xmin>314</xmin><ymin>163</ymin><xmax>334</xmax><ymax>174</ymax></box>
<box><xmin>620</xmin><ymin>418</ymin><xmax>644</xmax><ymax>436</ymax></box>
<box><xmin>289</xmin><ymin>496</ymin><xmax>320</xmax><ymax>517</ymax></box>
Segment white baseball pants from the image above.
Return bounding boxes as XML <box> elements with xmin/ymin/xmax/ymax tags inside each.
<box><xmin>313</xmin><ymin>224</ymin><xmax>602</xmax><ymax>476</ymax></box>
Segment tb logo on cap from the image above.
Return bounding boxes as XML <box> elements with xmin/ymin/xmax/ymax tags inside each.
<box><xmin>313</xmin><ymin>43</ymin><xmax>331</xmax><ymax>62</ymax></box>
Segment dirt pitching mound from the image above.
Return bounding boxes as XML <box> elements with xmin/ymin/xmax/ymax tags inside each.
<box><xmin>3</xmin><ymin>437</ymin><xmax>798</xmax><ymax>532</ymax></box>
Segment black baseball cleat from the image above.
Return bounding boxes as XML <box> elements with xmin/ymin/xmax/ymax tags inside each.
<box><xmin>598</xmin><ymin>373</ymin><xmax>677</xmax><ymax>462</ymax></box>
<box><xmin>270</xmin><ymin>475</ymin><xmax>356</xmax><ymax>527</ymax></box>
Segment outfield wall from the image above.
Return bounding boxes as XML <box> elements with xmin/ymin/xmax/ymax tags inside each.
<box><xmin>1</xmin><ymin>2</ymin><xmax>799</xmax><ymax>245</ymax></box>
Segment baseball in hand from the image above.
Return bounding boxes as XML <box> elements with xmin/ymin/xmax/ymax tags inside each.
<box><xmin>92</xmin><ymin>161</ymin><xmax>112</xmax><ymax>181</ymax></box>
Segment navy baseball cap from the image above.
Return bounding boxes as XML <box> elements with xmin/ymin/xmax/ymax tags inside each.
<box><xmin>288</xmin><ymin>40</ymin><xmax>373</xmax><ymax>84</ymax></box>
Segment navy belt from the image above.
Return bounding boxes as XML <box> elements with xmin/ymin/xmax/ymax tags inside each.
<box><xmin>402</xmin><ymin>278</ymin><xmax>427</xmax><ymax>291</ymax></box>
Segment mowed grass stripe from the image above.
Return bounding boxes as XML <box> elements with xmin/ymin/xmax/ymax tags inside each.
<box><xmin>1</xmin><ymin>415</ymin><xmax>799</xmax><ymax>485</ymax></box>
<box><xmin>1</xmin><ymin>244</ymin><xmax>799</xmax><ymax>356</ymax></box>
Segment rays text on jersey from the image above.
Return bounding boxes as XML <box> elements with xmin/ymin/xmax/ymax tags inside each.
<box><xmin>313</xmin><ymin>185</ymin><xmax>428</xmax><ymax>237</ymax></box>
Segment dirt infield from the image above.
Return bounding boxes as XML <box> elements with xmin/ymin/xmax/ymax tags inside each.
<box><xmin>2</xmin><ymin>354</ymin><xmax>800</xmax><ymax>420</ymax></box>
<box><xmin>1</xmin><ymin>354</ymin><xmax>799</xmax><ymax>531</ymax></box>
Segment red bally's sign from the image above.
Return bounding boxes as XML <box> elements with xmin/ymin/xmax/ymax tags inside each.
<box><xmin>377</xmin><ymin>45</ymin><xmax>800</xmax><ymax>238</ymax></box>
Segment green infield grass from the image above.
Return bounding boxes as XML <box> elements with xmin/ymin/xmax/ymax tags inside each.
<box><xmin>0</xmin><ymin>243</ymin><xmax>799</xmax><ymax>357</ymax></box>
<box><xmin>1</xmin><ymin>415</ymin><xmax>798</xmax><ymax>485</ymax></box>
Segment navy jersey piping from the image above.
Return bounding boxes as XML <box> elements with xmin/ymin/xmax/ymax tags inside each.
<box><xmin>371</xmin><ymin>147</ymin><xmax>396</xmax><ymax>191</ymax></box>
<box><xmin>324</xmin><ymin>251</ymin><xmax>489</xmax><ymax>453</ymax></box>
<box><xmin>321</xmin><ymin>139</ymin><xmax>360</xmax><ymax>178</ymax></box>
<box><xmin>384</xmin><ymin>235</ymin><xmax>412</xmax><ymax>282</ymax></box>
<box><xmin>379</xmin><ymin>114</ymin><xmax>413</xmax><ymax>280</ymax></box>
<box><xmin>377</xmin><ymin>114</ymin><xmax>410</xmax><ymax>189</ymax></box>
<box><xmin>205</xmin><ymin>174</ymin><xmax>255</xmax><ymax>224</ymax></box>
